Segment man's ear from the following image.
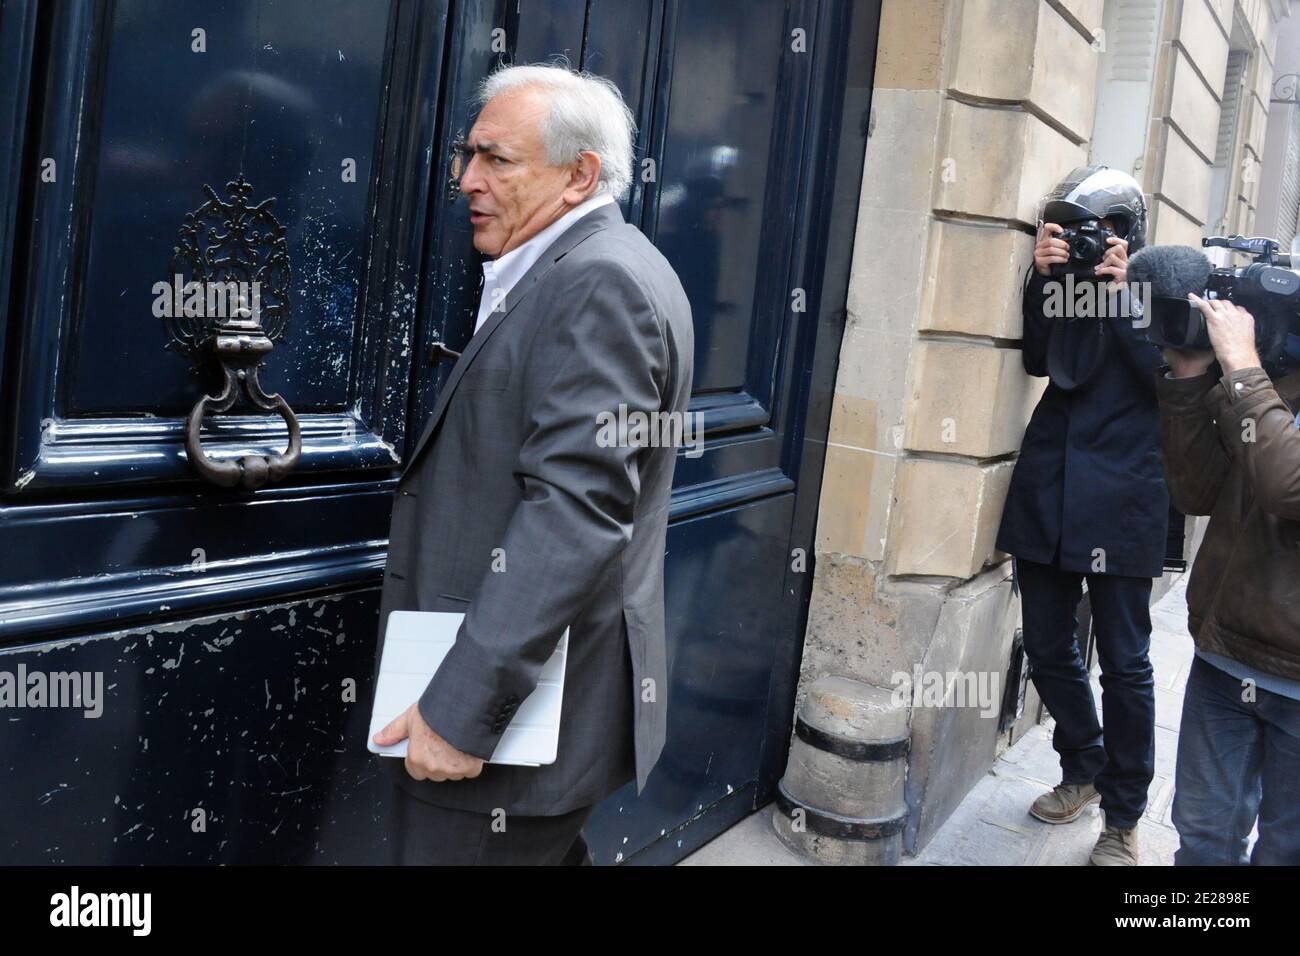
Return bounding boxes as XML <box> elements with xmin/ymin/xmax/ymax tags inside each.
<box><xmin>563</xmin><ymin>150</ymin><xmax>602</xmax><ymax>204</ymax></box>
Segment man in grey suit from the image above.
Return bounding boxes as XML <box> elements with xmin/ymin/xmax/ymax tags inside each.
<box><xmin>371</xmin><ymin>63</ymin><xmax>694</xmax><ymax>865</ymax></box>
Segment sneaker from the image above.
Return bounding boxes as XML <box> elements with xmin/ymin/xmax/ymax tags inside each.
<box><xmin>1089</xmin><ymin>824</ymin><xmax>1139</xmax><ymax>865</ymax></box>
<box><xmin>1029</xmin><ymin>781</ymin><xmax>1101</xmax><ymax>824</ymax></box>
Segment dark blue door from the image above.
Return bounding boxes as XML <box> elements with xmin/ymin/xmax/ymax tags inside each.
<box><xmin>0</xmin><ymin>0</ymin><xmax>877</xmax><ymax>863</ymax></box>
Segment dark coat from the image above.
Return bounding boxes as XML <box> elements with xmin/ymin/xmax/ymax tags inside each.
<box><xmin>995</xmin><ymin>268</ymin><xmax>1169</xmax><ymax>578</ymax></box>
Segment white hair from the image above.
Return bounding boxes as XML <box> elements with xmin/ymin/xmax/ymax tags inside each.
<box><xmin>475</xmin><ymin>62</ymin><xmax>636</xmax><ymax>200</ymax></box>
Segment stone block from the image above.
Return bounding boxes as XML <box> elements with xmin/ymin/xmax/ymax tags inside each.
<box><xmin>1176</xmin><ymin>0</ymin><xmax>1230</xmax><ymax>98</ymax></box>
<box><xmin>1150</xmin><ymin>195</ymin><xmax>1205</xmax><ymax>245</ymax></box>
<box><xmin>902</xmin><ymin>566</ymin><xmax>1021</xmax><ymax>851</ymax></box>
<box><xmin>920</xmin><ymin>219</ymin><xmax>1035</xmax><ymax>339</ymax></box>
<box><xmin>949</xmin><ymin>0</ymin><xmax>1098</xmax><ymax>141</ymax></box>
<box><xmin>1251</xmin><ymin>35</ymin><xmax>1273</xmax><ymax>107</ymax></box>
<box><xmin>903</xmin><ymin>342</ymin><xmax>1035</xmax><ymax>458</ymax></box>
<box><xmin>874</xmin><ymin>0</ymin><xmax>947</xmax><ymax>91</ymax></box>
<box><xmin>859</xmin><ymin>89</ymin><xmax>943</xmax><ymax>213</ymax></box>
<box><xmin>1048</xmin><ymin>0</ymin><xmax>1104</xmax><ymax>36</ymax></box>
<box><xmin>1245</xmin><ymin>96</ymin><xmax>1268</xmax><ymax>156</ymax></box>
<box><xmin>888</xmin><ymin>457</ymin><xmax>1015</xmax><ymax>578</ymax></box>
<box><xmin>936</xmin><ymin>100</ymin><xmax>1087</xmax><ymax>227</ymax></box>
<box><xmin>817</xmin><ymin>437</ymin><xmax>896</xmax><ymax>561</ymax></box>
<box><xmin>1167</xmin><ymin>46</ymin><xmax>1221</xmax><ymax>161</ymax></box>
<box><xmin>1207</xmin><ymin>0</ymin><xmax>1233</xmax><ymax>35</ymax></box>
<box><xmin>1156</xmin><ymin>124</ymin><xmax>1213</xmax><ymax>220</ymax></box>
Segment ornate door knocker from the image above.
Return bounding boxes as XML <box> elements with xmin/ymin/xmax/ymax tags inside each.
<box><xmin>162</xmin><ymin>174</ymin><xmax>301</xmax><ymax>490</ymax></box>
<box><xmin>448</xmin><ymin>130</ymin><xmax>468</xmax><ymax>200</ymax></box>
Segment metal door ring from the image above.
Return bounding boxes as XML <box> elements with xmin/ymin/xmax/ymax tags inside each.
<box><xmin>185</xmin><ymin>362</ymin><xmax>302</xmax><ymax>490</ymax></box>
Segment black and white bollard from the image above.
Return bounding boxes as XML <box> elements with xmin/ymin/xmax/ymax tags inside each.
<box><xmin>772</xmin><ymin>675</ymin><xmax>910</xmax><ymax>865</ymax></box>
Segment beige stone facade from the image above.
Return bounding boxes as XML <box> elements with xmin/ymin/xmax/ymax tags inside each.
<box><xmin>1145</xmin><ymin>0</ymin><xmax>1282</xmax><ymax>245</ymax></box>
<box><xmin>790</xmin><ymin>0</ymin><xmax>1291</xmax><ymax>856</ymax></box>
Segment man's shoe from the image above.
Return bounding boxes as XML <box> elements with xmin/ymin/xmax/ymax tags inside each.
<box><xmin>1029</xmin><ymin>782</ymin><xmax>1101</xmax><ymax>824</ymax></box>
<box><xmin>1089</xmin><ymin>824</ymin><xmax>1139</xmax><ymax>865</ymax></box>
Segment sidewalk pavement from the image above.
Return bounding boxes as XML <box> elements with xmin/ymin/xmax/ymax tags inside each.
<box><xmin>680</xmin><ymin>574</ymin><xmax>1197</xmax><ymax>866</ymax></box>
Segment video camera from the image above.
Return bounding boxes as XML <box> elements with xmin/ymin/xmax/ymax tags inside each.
<box><xmin>1129</xmin><ymin>236</ymin><xmax>1300</xmax><ymax>369</ymax></box>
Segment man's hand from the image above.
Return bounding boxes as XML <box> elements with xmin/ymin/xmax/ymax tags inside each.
<box><xmin>373</xmin><ymin>702</ymin><xmax>486</xmax><ymax>782</ymax></box>
<box><xmin>1189</xmin><ymin>292</ymin><xmax>1261</xmax><ymax>374</ymax></box>
<box><xmin>1095</xmin><ymin>235</ymin><xmax>1129</xmax><ymax>285</ymax></box>
<box><xmin>1034</xmin><ymin>222</ymin><xmax>1068</xmax><ymax>276</ymax></box>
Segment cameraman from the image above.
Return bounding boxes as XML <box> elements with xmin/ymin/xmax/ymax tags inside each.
<box><xmin>997</xmin><ymin>166</ymin><xmax>1166</xmax><ymax>866</ymax></box>
<box><xmin>1158</xmin><ymin>294</ymin><xmax>1300</xmax><ymax>865</ymax></box>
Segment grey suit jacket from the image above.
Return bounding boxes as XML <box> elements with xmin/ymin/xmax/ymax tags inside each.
<box><xmin>374</xmin><ymin>201</ymin><xmax>694</xmax><ymax>816</ymax></box>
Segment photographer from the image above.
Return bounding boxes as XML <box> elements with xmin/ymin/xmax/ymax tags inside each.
<box><xmin>1157</xmin><ymin>294</ymin><xmax>1300</xmax><ymax>865</ymax></box>
<box><xmin>996</xmin><ymin>165</ymin><xmax>1166</xmax><ymax>866</ymax></box>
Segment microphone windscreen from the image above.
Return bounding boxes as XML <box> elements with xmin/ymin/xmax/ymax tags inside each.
<box><xmin>1127</xmin><ymin>245</ymin><xmax>1213</xmax><ymax>298</ymax></box>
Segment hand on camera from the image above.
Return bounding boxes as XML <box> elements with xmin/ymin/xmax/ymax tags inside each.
<box><xmin>1034</xmin><ymin>223</ymin><xmax>1068</xmax><ymax>276</ymax></box>
<box><xmin>1189</xmin><ymin>293</ymin><xmax>1261</xmax><ymax>375</ymax></box>
<box><xmin>1164</xmin><ymin>295</ymin><xmax>1261</xmax><ymax>378</ymax></box>
<box><xmin>1094</xmin><ymin>236</ymin><xmax>1129</xmax><ymax>285</ymax></box>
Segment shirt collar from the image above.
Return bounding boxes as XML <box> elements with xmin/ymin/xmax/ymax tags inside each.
<box><xmin>482</xmin><ymin>191</ymin><xmax>617</xmax><ymax>291</ymax></box>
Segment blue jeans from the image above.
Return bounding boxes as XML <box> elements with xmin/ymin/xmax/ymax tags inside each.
<box><xmin>1016</xmin><ymin>557</ymin><xmax>1155</xmax><ymax>828</ymax></box>
<box><xmin>1173</xmin><ymin>655</ymin><xmax>1300</xmax><ymax>865</ymax></box>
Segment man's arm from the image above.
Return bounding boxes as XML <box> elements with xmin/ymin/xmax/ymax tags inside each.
<box><xmin>1205</xmin><ymin>366</ymin><xmax>1300</xmax><ymax>519</ymax></box>
<box><xmin>418</xmin><ymin>256</ymin><xmax>668</xmax><ymax>758</ymax></box>
<box><xmin>1178</xmin><ymin>292</ymin><xmax>1300</xmax><ymax>519</ymax></box>
<box><xmin>1155</xmin><ymin>367</ymin><xmax>1232</xmax><ymax>516</ymax></box>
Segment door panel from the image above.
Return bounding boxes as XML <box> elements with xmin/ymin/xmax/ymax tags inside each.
<box><xmin>0</xmin><ymin>592</ymin><xmax>385</xmax><ymax>864</ymax></box>
<box><xmin>1</xmin><ymin>0</ymin><xmax>446</xmax><ymax>645</ymax></box>
<box><xmin>651</xmin><ymin>2</ymin><xmax>789</xmax><ymax>399</ymax></box>
<box><xmin>72</xmin><ymin>0</ymin><xmax>391</xmax><ymax>415</ymax></box>
<box><xmin>7</xmin><ymin>0</ymin><xmax>442</xmax><ymax>493</ymax></box>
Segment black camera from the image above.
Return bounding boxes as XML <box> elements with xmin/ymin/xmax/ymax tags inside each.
<box><xmin>1038</xmin><ymin>164</ymin><xmax>1146</xmax><ymax>278</ymax></box>
<box><xmin>1051</xmin><ymin>220</ymin><xmax>1118</xmax><ymax>278</ymax></box>
<box><xmin>1136</xmin><ymin>237</ymin><xmax>1300</xmax><ymax>365</ymax></box>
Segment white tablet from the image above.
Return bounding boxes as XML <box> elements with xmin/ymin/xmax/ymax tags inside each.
<box><xmin>367</xmin><ymin>610</ymin><xmax>568</xmax><ymax>767</ymax></box>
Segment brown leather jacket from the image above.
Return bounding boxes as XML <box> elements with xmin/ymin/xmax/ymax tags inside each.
<box><xmin>1156</xmin><ymin>364</ymin><xmax>1300</xmax><ymax>681</ymax></box>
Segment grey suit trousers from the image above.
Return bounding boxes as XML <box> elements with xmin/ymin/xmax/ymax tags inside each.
<box><xmin>387</xmin><ymin>781</ymin><xmax>594</xmax><ymax>865</ymax></box>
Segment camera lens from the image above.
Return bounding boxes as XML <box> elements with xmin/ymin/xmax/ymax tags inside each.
<box><xmin>1070</xmin><ymin>234</ymin><xmax>1101</xmax><ymax>262</ymax></box>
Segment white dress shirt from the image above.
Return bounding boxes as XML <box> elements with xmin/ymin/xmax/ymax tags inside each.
<box><xmin>473</xmin><ymin>191</ymin><xmax>617</xmax><ymax>333</ymax></box>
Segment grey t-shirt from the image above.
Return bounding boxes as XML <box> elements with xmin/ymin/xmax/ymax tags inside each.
<box><xmin>1197</xmin><ymin>649</ymin><xmax>1300</xmax><ymax>702</ymax></box>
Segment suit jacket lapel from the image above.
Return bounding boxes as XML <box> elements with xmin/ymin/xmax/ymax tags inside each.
<box><xmin>403</xmin><ymin>202</ymin><xmax>624</xmax><ymax>475</ymax></box>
